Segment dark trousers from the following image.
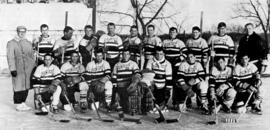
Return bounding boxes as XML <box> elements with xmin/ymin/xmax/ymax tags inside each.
<box><xmin>153</xmin><ymin>87</ymin><xmax>170</xmax><ymax>107</ymax></box>
<box><xmin>118</xmin><ymin>87</ymin><xmax>129</xmax><ymax>113</ymax></box>
<box><xmin>60</xmin><ymin>84</ymin><xmax>80</xmax><ymax>105</ymax></box>
<box><xmin>14</xmin><ymin>90</ymin><xmax>29</xmax><ymax>104</ymax></box>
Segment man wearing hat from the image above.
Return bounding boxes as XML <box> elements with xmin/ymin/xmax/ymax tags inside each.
<box><xmin>7</xmin><ymin>26</ymin><xmax>36</xmax><ymax>111</ymax></box>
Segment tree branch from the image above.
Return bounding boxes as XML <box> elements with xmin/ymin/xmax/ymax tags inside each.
<box><xmin>145</xmin><ymin>0</ymin><xmax>168</xmax><ymax>26</ymax></box>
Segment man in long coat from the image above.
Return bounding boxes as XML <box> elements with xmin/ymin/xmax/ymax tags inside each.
<box><xmin>7</xmin><ymin>26</ymin><xmax>36</xmax><ymax>111</ymax></box>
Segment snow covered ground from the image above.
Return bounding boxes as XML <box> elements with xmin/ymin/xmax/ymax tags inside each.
<box><xmin>0</xmin><ymin>76</ymin><xmax>270</xmax><ymax>130</ymax></box>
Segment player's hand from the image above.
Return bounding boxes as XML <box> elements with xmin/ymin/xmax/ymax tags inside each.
<box><xmin>11</xmin><ymin>71</ymin><xmax>17</xmax><ymax>77</ymax></box>
<box><xmin>188</xmin><ymin>78</ymin><xmax>197</xmax><ymax>86</ymax></box>
<box><xmin>248</xmin><ymin>86</ymin><xmax>257</xmax><ymax>93</ymax></box>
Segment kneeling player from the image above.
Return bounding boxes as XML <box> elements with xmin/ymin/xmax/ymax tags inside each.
<box><xmin>233</xmin><ymin>54</ymin><xmax>263</xmax><ymax>114</ymax></box>
<box><xmin>209</xmin><ymin>57</ymin><xmax>236</xmax><ymax>113</ymax></box>
<box><xmin>32</xmin><ymin>53</ymin><xmax>62</xmax><ymax>112</ymax></box>
<box><xmin>175</xmin><ymin>51</ymin><xmax>209</xmax><ymax>113</ymax></box>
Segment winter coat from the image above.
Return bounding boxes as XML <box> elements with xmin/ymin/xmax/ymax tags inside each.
<box><xmin>237</xmin><ymin>32</ymin><xmax>269</xmax><ymax>62</ymax></box>
<box><xmin>7</xmin><ymin>37</ymin><xmax>36</xmax><ymax>92</ymax></box>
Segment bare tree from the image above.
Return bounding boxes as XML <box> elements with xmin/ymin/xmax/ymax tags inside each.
<box><xmin>233</xmin><ymin>0</ymin><xmax>270</xmax><ymax>43</ymax></box>
<box><xmin>97</xmin><ymin>0</ymin><xmax>183</xmax><ymax>36</ymax></box>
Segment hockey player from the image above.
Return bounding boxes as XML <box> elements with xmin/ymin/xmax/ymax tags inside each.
<box><xmin>143</xmin><ymin>25</ymin><xmax>162</xmax><ymax>68</ymax></box>
<box><xmin>208</xmin><ymin>22</ymin><xmax>235</xmax><ymax>67</ymax></box>
<box><xmin>84</xmin><ymin>48</ymin><xmax>112</xmax><ymax>109</ymax></box>
<box><xmin>123</xmin><ymin>25</ymin><xmax>142</xmax><ymax>66</ymax></box>
<box><xmin>79</xmin><ymin>25</ymin><xmax>98</xmax><ymax>67</ymax></box>
<box><xmin>112</xmin><ymin>49</ymin><xmax>140</xmax><ymax>113</ymax></box>
<box><xmin>33</xmin><ymin>24</ymin><xmax>55</xmax><ymax>65</ymax></box>
<box><xmin>163</xmin><ymin>27</ymin><xmax>186</xmax><ymax>65</ymax></box>
<box><xmin>175</xmin><ymin>51</ymin><xmax>209</xmax><ymax>113</ymax></box>
<box><xmin>237</xmin><ymin>23</ymin><xmax>269</xmax><ymax>74</ymax></box>
<box><xmin>186</xmin><ymin>26</ymin><xmax>209</xmax><ymax>69</ymax></box>
<box><xmin>53</xmin><ymin>26</ymin><xmax>77</xmax><ymax>65</ymax></box>
<box><xmin>209</xmin><ymin>57</ymin><xmax>236</xmax><ymax>113</ymax></box>
<box><xmin>146</xmin><ymin>47</ymin><xmax>172</xmax><ymax>113</ymax></box>
<box><xmin>98</xmin><ymin>22</ymin><xmax>123</xmax><ymax>68</ymax></box>
<box><xmin>60</xmin><ymin>51</ymin><xmax>87</xmax><ymax>111</ymax></box>
<box><xmin>32</xmin><ymin>53</ymin><xmax>62</xmax><ymax>112</ymax></box>
<box><xmin>233</xmin><ymin>54</ymin><xmax>263</xmax><ymax>114</ymax></box>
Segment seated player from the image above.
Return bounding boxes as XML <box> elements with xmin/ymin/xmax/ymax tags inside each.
<box><xmin>175</xmin><ymin>51</ymin><xmax>209</xmax><ymax>113</ymax></box>
<box><xmin>233</xmin><ymin>54</ymin><xmax>263</xmax><ymax>115</ymax></box>
<box><xmin>60</xmin><ymin>51</ymin><xmax>88</xmax><ymax>112</ymax></box>
<box><xmin>112</xmin><ymin>49</ymin><xmax>140</xmax><ymax>113</ymax></box>
<box><xmin>209</xmin><ymin>57</ymin><xmax>236</xmax><ymax>113</ymax></box>
<box><xmin>32</xmin><ymin>53</ymin><xmax>62</xmax><ymax>113</ymax></box>
<box><xmin>83</xmin><ymin>48</ymin><xmax>112</xmax><ymax>110</ymax></box>
<box><xmin>146</xmin><ymin>47</ymin><xmax>172</xmax><ymax>113</ymax></box>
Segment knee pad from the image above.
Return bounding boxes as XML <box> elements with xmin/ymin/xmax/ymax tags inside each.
<box><xmin>225</xmin><ymin>88</ymin><xmax>236</xmax><ymax>100</ymax></box>
<box><xmin>105</xmin><ymin>81</ymin><xmax>113</xmax><ymax>96</ymax></box>
<box><xmin>79</xmin><ymin>82</ymin><xmax>89</xmax><ymax>91</ymax></box>
<box><xmin>197</xmin><ymin>81</ymin><xmax>208</xmax><ymax>93</ymax></box>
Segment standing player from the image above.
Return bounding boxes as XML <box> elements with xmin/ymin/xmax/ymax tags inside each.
<box><xmin>123</xmin><ymin>25</ymin><xmax>142</xmax><ymax>66</ymax></box>
<box><xmin>146</xmin><ymin>47</ymin><xmax>172</xmax><ymax>113</ymax></box>
<box><xmin>237</xmin><ymin>23</ymin><xmax>269</xmax><ymax>74</ymax></box>
<box><xmin>112</xmin><ymin>49</ymin><xmax>140</xmax><ymax>113</ymax></box>
<box><xmin>209</xmin><ymin>57</ymin><xmax>236</xmax><ymax>113</ymax></box>
<box><xmin>53</xmin><ymin>26</ymin><xmax>77</xmax><ymax>65</ymax></box>
<box><xmin>60</xmin><ymin>51</ymin><xmax>87</xmax><ymax>111</ymax></box>
<box><xmin>175</xmin><ymin>51</ymin><xmax>209</xmax><ymax>113</ymax></box>
<box><xmin>186</xmin><ymin>26</ymin><xmax>209</xmax><ymax>70</ymax></box>
<box><xmin>208</xmin><ymin>22</ymin><xmax>235</xmax><ymax>68</ymax></box>
<box><xmin>233</xmin><ymin>54</ymin><xmax>263</xmax><ymax>114</ymax></box>
<box><xmin>79</xmin><ymin>25</ymin><xmax>98</xmax><ymax>67</ymax></box>
<box><xmin>84</xmin><ymin>48</ymin><xmax>112</xmax><ymax>109</ymax></box>
<box><xmin>98</xmin><ymin>22</ymin><xmax>123</xmax><ymax>68</ymax></box>
<box><xmin>32</xmin><ymin>53</ymin><xmax>62</xmax><ymax>112</ymax></box>
<box><xmin>143</xmin><ymin>25</ymin><xmax>162</xmax><ymax>68</ymax></box>
<box><xmin>33</xmin><ymin>24</ymin><xmax>55</xmax><ymax>65</ymax></box>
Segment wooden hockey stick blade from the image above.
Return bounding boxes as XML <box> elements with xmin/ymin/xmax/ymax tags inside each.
<box><xmin>35</xmin><ymin>112</ymin><xmax>49</xmax><ymax>115</ymax></box>
<box><xmin>166</xmin><ymin>119</ymin><xmax>178</xmax><ymax>123</ymax></box>
<box><xmin>155</xmin><ymin>117</ymin><xmax>165</xmax><ymax>123</ymax></box>
<box><xmin>59</xmin><ymin>119</ymin><xmax>70</xmax><ymax>123</ymax></box>
<box><xmin>101</xmin><ymin>119</ymin><xmax>114</xmax><ymax>122</ymax></box>
<box><xmin>207</xmin><ymin>121</ymin><xmax>217</xmax><ymax>125</ymax></box>
<box><xmin>123</xmin><ymin>118</ymin><xmax>141</xmax><ymax>124</ymax></box>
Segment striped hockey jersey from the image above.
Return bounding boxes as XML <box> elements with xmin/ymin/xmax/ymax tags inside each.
<box><xmin>146</xmin><ymin>57</ymin><xmax>172</xmax><ymax>89</ymax></box>
<box><xmin>143</xmin><ymin>35</ymin><xmax>162</xmax><ymax>60</ymax></box>
<box><xmin>53</xmin><ymin>37</ymin><xmax>77</xmax><ymax>61</ymax></box>
<box><xmin>32</xmin><ymin>64</ymin><xmax>61</xmax><ymax>88</ymax></box>
<box><xmin>163</xmin><ymin>38</ymin><xmax>187</xmax><ymax>61</ymax></box>
<box><xmin>84</xmin><ymin>60</ymin><xmax>111</xmax><ymax>84</ymax></box>
<box><xmin>33</xmin><ymin>35</ymin><xmax>55</xmax><ymax>60</ymax></box>
<box><xmin>208</xmin><ymin>34</ymin><xmax>235</xmax><ymax>58</ymax></box>
<box><xmin>177</xmin><ymin>61</ymin><xmax>205</xmax><ymax>85</ymax></box>
<box><xmin>112</xmin><ymin>60</ymin><xmax>139</xmax><ymax>88</ymax></box>
<box><xmin>209</xmin><ymin>66</ymin><xmax>233</xmax><ymax>89</ymax></box>
<box><xmin>233</xmin><ymin>63</ymin><xmax>258</xmax><ymax>86</ymax></box>
<box><xmin>98</xmin><ymin>34</ymin><xmax>123</xmax><ymax>59</ymax></box>
<box><xmin>60</xmin><ymin>62</ymin><xmax>85</xmax><ymax>77</ymax></box>
<box><xmin>186</xmin><ymin>37</ymin><xmax>209</xmax><ymax>63</ymax></box>
<box><xmin>123</xmin><ymin>36</ymin><xmax>142</xmax><ymax>63</ymax></box>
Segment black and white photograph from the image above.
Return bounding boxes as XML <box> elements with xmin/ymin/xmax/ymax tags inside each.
<box><xmin>0</xmin><ymin>0</ymin><xmax>270</xmax><ymax>129</ymax></box>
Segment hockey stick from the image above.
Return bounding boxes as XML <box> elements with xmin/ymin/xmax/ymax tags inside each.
<box><xmin>89</xmin><ymin>94</ymin><xmax>114</xmax><ymax>122</ymax></box>
<box><xmin>63</xmin><ymin>94</ymin><xmax>92</xmax><ymax>121</ymax></box>
<box><xmin>61</xmin><ymin>47</ymin><xmax>65</xmax><ymax>65</ymax></box>
<box><xmin>207</xmin><ymin>99</ymin><xmax>218</xmax><ymax>125</ymax></box>
<box><xmin>36</xmin><ymin>97</ymin><xmax>70</xmax><ymax>123</ymax></box>
<box><xmin>225</xmin><ymin>91</ymin><xmax>254</xmax><ymax>123</ymax></box>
